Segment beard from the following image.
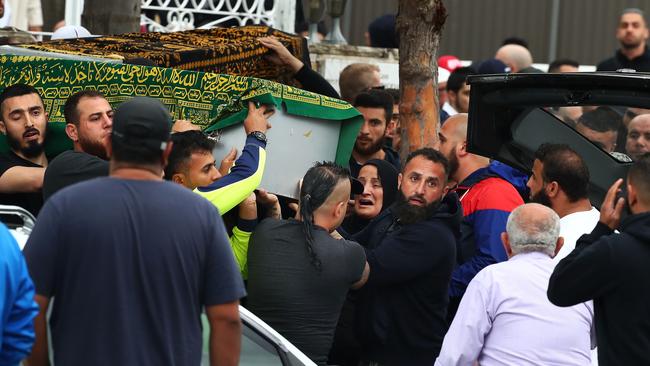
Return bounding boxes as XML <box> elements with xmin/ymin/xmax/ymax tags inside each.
<box><xmin>78</xmin><ymin>134</ymin><xmax>109</xmax><ymax>160</ymax></box>
<box><xmin>7</xmin><ymin>126</ymin><xmax>46</xmax><ymax>159</ymax></box>
<box><xmin>354</xmin><ymin>135</ymin><xmax>384</xmax><ymax>156</ymax></box>
<box><xmin>621</xmin><ymin>38</ymin><xmax>644</xmax><ymax>50</ymax></box>
<box><xmin>447</xmin><ymin>145</ymin><xmax>459</xmax><ymax>180</ymax></box>
<box><xmin>393</xmin><ymin>190</ymin><xmax>442</xmax><ymax>225</ymax></box>
<box><xmin>530</xmin><ymin>188</ymin><xmax>552</xmax><ymax>207</ymax></box>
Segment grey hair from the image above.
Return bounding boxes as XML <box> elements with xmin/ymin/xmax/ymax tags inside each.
<box><xmin>506</xmin><ymin>203</ymin><xmax>560</xmax><ymax>257</ymax></box>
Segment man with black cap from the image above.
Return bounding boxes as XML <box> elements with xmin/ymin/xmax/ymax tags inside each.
<box><xmin>23</xmin><ymin>97</ymin><xmax>245</xmax><ymax>366</ymax></box>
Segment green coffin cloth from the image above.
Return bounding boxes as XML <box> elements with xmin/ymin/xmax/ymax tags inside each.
<box><xmin>0</xmin><ymin>55</ymin><xmax>362</xmax><ymax>166</ymax></box>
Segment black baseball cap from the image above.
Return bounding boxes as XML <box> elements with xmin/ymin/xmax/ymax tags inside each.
<box><xmin>112</xmin><ymin>97</ymin><xmax>172</xmax><ymax>151</ymax></box>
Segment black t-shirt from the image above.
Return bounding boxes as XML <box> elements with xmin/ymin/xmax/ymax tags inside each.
<box><xmin>0</xmin><ymin>151</ymin><xmax>43</xmax><ymax>216</ymax></box>
<box><xmin>42</xmin><ymin>150</ymin><xmax>109</xmax><ymax>201</ymax></box>
<box><xmin>246</xmin><ymin>219</ymin><xmax>366</xmax><ymax>365</ymax></box>
<box><xmin>23</xmin><ymin>177</ymin><xmax>246</xmax><ymax>366</ymax></box>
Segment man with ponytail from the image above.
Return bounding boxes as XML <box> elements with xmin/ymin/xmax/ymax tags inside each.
<box><xmin>246</xmin><ymin>161</ymin><xmax>368</xmax><ymax>366</ymax></box>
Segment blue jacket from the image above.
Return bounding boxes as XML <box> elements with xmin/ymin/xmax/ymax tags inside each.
<box><xmin>449</xmin><ymin>161</ymin><xmax>527</xmax><ymax>298</ymax></box>
<box><xmin>0</xmin><ymin>224</ymin><xmax>38</xmax><ymax>365</ymax></box>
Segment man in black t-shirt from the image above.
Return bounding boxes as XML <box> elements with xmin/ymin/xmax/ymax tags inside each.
<box><xmin>42</xmin><ymin>90</ymin><xmax>112</xmax><ymax>201</ymax></box>
<box><xmin>247</xmin><ymin>162</ymin><xmax>368</xmax><ymax>365</ymax></box>
<box><xmin>0</xmin><ymin>84</ymin><xmax>49</xmax><ymax>216</ymax></box>
<box><xmin>24</xmin><ymin>97</ymin><xmax>245</xmax><ymax>366</ymax></box>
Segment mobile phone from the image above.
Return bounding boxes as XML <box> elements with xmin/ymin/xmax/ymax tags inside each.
<box><xmin>615</xmin><ymin>181</ymin><xmax>630</xmax><ymax>219</ymax></box>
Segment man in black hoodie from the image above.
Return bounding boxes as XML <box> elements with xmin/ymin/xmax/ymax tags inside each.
<box><xmin>353</xmin><ymin>148</ymin><xmax>462</xmax><ymax>365</ymax></box>
<box><xmin>548</xmin><ymin>154</ymin><xmax>650</xmax><ymax>365</ymax></box>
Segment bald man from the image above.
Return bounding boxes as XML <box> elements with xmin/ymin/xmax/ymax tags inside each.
<box><xmin>438</xmin><ymin>114</ymin><xmax>526</xmax><ymax>319</ymax></box>
<box><xmin>626</xmin><ymin>114</ymin><xmax>650</xmax><ymax>160</ymax></box>
<box><xmin>495</xmin><ymin>44</ymin><xmax>543</xmax><ymax>73</ymax></box>
<box><xmin>437</xmin><ymin>203</ymin><xmax>594</xmax><ymax>366</ymax></box>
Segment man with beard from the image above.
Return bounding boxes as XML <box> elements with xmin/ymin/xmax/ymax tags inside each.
<box><xmin>528</xmin><ymin>144</ymin><xmax>600</xmax><ymax>262</ymax></box>
<box><xmin>437</xmin><ymin>113</ymin><xmax>526</xmax><ymax>320</ymax></box>
<box><xmin>349</xmin><ymin>90</ymin><xmax>400</xmax><ymax>178</ymax></box>
<box><xmin>42</xmin><ymin>90</ymin><xmax>112</xmax><ymax>201</ymax></box>
<box><xmin>527</xmin><ymin>143</ymin><xmax>600</xmax><ymax>363</ymax></box>
<box><xmin>0</xmin><ymin>84</ymin><xmax>48</xmax><ymax>216</ymax></box>
<box><xmin>597</xmin><ymin>8</ymin><xmax>650</xmax><ymax>72</ymax></box>
<box><xmin>353</xmin><ymin>148</ymin><xmax>462</xmax><ymax>365</ymax></box>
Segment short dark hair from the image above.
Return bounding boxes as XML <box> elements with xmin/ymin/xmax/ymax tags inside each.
<box><xmin>534</xmin><ymin>143</ymin><xmax>590</xmax><ymax>202</ymax></box>
<box><xmin>63</xmin><ymin>89</ymin><xmax>106</xmax><ymax>126</ymax></box>
<box><xmin>628</xmin><ymin>153</ymin><xmax>650</xmax><ymax>204</ymax></box>
<box><xmin>404</xmin><ymin>147</ymin><xmax>449</xmax><ymax>182</ymax></box>
<box><xmin>300</xmin><ymin>161</ymin><xmax>352</xmax><ymax>271</ymax></box>
<box><xmin>577</xmin><ymin>106</ymin><xmax>621</xmax><ymax>133</ymax></box>
<box><xmin>0</xmin><ymin>84</ymin><xmax>43</xmax><ymax>119</ymax></box>
<box><xmin>622</xmin><ymin>8</ymin><xmax>646</xmax><ymax>20</ymax></box>
<box><xmin>384</xmin><ymin>88</ymin><xmax>400</xmax><ymax>104</ymax></box>
<box><xmin>548</xmin><ymin>58</ymin><xmax>579</xmax><ymax>73</ymax></box>
<box><xmin>502</xmin><ymin>36</ymin><xmax>529</xmax><ymax>49</ymax></box>
<box><xmin>446</xmin><ymin>66</ymin><xmax>476</xmax><ymax>93</ymax></box>
<box><xmin>164</xmin><ymin>130</ymin><xmax>215</xmax><ymax>180</ymax></box>
<box><xmin>354</xmin><ymin>89</ymin><xmax>394</xmax><ymax>124</ymax></box>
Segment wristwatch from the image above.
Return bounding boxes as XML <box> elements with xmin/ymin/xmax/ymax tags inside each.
<box><xmin>248</xmin><ymin>131</ymin><xmax>267</xmax><ymax>143</ymax></box>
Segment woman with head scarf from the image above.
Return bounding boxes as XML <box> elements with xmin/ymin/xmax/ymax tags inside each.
<box><xmin>341</xmin><ymin>159</ymin><xmax>399</xmax><ymax>235</ymax></box>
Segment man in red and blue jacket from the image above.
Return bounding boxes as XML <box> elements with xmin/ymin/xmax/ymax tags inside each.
<box><xmin>439</xmin><ymin>114</ymin><xmax>527</xmax><ymax>318</ymax></box>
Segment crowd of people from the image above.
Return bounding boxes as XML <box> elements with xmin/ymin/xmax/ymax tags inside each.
<box><xmin>1</xmin><ymin>4</ymin><xmax>650</xmax><ymax>366</ymax></box>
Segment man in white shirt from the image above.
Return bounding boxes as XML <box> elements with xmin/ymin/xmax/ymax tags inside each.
<box><xmin>525</xmin><ymin>143</ymin><xmax>600</xmax><ymax>262</ymax></box>
<box><xmin>526</xmin><ymin>143</ymin><xmax>601</xmax><ymax>364</ymax></box>
<box><xmin>435</xmin><ymin>203</ymin><xmax>594</xmax><ymax>366</ymax></box>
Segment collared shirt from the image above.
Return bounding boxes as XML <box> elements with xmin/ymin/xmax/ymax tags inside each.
<box><xmin>554</xmin><ymin>207</ymin><xmax>600</xmax><ymax>263</ymax></box>
<box><xmin>441</xmin><ymin>101</ymin><xmax>457</xmax><ymax>116</ymax></box>
<box><xmin>436</xmin><ymin>252</ymin><xmax>594</xmax><ymax>366</ymax></box>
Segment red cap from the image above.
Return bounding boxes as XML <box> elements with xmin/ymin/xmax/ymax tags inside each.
<box><xmin>438</xmin><ymin>55</ymin><xmax>462</xmax><ymax>72</ymax></box>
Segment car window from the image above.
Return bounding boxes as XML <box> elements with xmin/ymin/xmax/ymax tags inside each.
<box><xmin>546</xmin><ymin>104</ymin><xmax>634</xmax><ymax>163</ymax></box>
<box><xmin>239</xmin><ymin>322</ymin><xmax>284</xmax><ymax>366</ymax></box>
<box><xmin>505</xmin><ymin>107</ymin><xmax>630</xmax><ymax>208</ymax></box>
<box><xmin>201</xmin><ymin>314</ymin><xmax>284</xmax><ymax>366</ymax></box>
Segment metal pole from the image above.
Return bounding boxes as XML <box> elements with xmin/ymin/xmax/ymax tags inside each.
<box><xmin>64</xmin><ymin>0</ymin><xmax>84</xmax><ymax>26</ymax></box>
<box><xmin>548</xmin><ymin>0</ymin><xmax>561</xmax><ymax>64</ymax></box>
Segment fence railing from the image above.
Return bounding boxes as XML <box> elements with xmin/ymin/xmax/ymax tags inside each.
<box><xmin>140</xmin><ymin>0</ymin><xmax>295</xmax><ymax>32</ymax></box>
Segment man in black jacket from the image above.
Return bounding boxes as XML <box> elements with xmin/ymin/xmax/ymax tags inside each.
<box><xmin>548</xmin><ymin>154</ymin><xmax>650</xmax><ymax>365</ymax></box>
<box><xmin>597</xmin><ymin>8</ymin><xmax>650</xmax><ymax>72</ymax></box>
<box><xmin>353</xmin><ymin>148</ymin><xmax>462</xmax><ymax>365</ymax></box>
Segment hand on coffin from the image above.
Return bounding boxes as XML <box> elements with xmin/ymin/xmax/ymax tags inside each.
<box><xmin>258</xmin><ymin>36</ymin><xmax>304</xmax><ymax>73</ymax></box>
<box><xmin>244</xmin><ymin>101</ymin><xmax>274</xmax><ymax>135</ymax></box>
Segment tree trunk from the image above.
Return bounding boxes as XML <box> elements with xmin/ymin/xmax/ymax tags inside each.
<box><xmin>396</xmin><ymin>0</ymin><xmax>446</xmax><ymax>158</ymax></box>
<box><xmin>82</xmin><ymin>0</ymin><xmax>141</xmax><ymax>35</ymax></box>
